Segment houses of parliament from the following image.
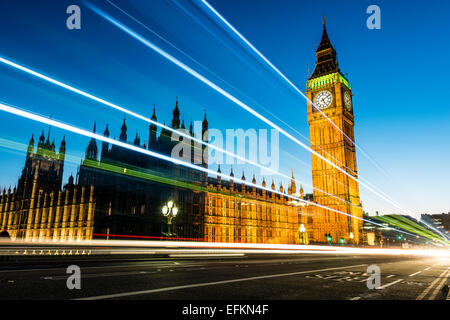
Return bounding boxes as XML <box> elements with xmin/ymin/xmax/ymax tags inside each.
<box><xmin>0</xmin><ymin>21</ymin><xmax>363</xmax><ymax>245</ymax></box>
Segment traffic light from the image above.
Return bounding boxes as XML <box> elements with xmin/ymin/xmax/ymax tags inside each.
<box><xmin>397</xmin><ymin>235</ymin><xmax>402</xmax><ymax>240</ymax></box>
<box><xmin>340</xmin><ymin>238</ymin><xmax>345</xmax><ymax>244</ymax></box>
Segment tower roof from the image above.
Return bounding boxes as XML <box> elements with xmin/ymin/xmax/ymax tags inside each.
<box><xmin>316</xmin><ymin>18</ymin><xmax>335</xmax><ymax>52</ymax></box>
<box><xmin>120</xmin><ymin>116</ymin><xmax>127</xmax><ymax>141</ymax></box>
<box><xmin>151</xmin><ymin>105</ymin><xmax>157</xmax><ymax>121</ymax></box>
<box><xmin>104</xmin><ymin>122</ymin><xmax>110</xmax><ymax>137</ymax></box>
<box><xmin>310</xmin><ymin>18</ymin><xmax>341</xmax><ymax>79</ymax></box>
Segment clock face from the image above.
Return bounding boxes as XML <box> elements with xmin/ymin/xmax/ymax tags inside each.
<box><xmin>344</xmin><ymin>91</ymin><xmax>352</xmax><ymax>111</ymax></box>
<box><xmin>313</xmin><ymin>90</ymin><xmax>333</xmax><ymax>110</ymax></box>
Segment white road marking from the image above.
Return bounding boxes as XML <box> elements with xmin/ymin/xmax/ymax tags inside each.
<box><xmin>424</xmin><ymin>267</ymin><xmax>431</xmax><ymax>271</ymax></box>
<box><xmin>428</xmin><ymin>269</ymin><xmax>450</xmax><ymax>300</ymax></box>
<box><xmin>416</xmin><ymin>267</ymin><xmax>450</xmax><ymax>300</ymax></box>
<box><xmin>75</xmin><ymin>264</ymin><xmax>368</xmax><ymax>300</ymax></box>
<box><xmin>386</xmin><ymin>275</ymin><xmax>395</xmax><ymax>278</ymax></box>
<box><xmin>409</xmin><ymin>270</ymin><xmax>422</xmax><ymax>277</ymax></box>
<box><xmin>376</xmin><ymin>279</ymin><xmax>403</xmax><ymax>290</ymax></box>
<box><xmin>350</xmin><ymin>296</ymin><xmax>361</xmax><ymax>300</ymax></box>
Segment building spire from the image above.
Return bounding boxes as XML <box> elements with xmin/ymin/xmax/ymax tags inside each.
<box><xmin>27</xmin><ymin>134</ymin><xmax>35</xmax><ymax>154</ymax></box>
<box><xmin>104</xmin><ymin>122</ymin><xmax>110</xmax><ymax>137</ymax></box>
<box><xmin>120</xmin><ymin>116</ymin><xmax>127</xmax><ymax>142</ymax></box>
<box><xmin>59</xmin><ymin>135</ymin><xmax>66</xmax><ymax>154</ymax></box>
<box><xmin>86</xmin><ymin>122</ymin><xmax>98</xmax><ymax>161</ymax></box>
<box><xmin>310</xmin><ymin>18</ymin><xmax>340</xmax><ymax>79</ymax></box>
<box><xmin>172</xmin><ymin>98</ymin><xmax>180</xmax><ymax>129</ymax></box>
<box><xmin>151</xmin><ymin>105</ymin><xmax>157</xmax><ymax>121</ymax></box>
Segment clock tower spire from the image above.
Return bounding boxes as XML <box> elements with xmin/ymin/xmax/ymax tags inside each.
<box><xmin>305</xmin><ymin>20</ymin><xmax>362</xmax><ymax>244</ymax></box>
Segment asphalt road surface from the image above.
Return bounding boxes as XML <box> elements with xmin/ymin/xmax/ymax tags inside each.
<box><xmin>0</xmin><ymin>252</ymin><xmax>448</xmax><ymax>300</ymax></box>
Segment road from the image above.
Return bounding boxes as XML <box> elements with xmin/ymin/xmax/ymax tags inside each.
<box><xmin>0</xmin><ymin>251</ymin><xmax>448</xmax><ymax>300</ymax></box>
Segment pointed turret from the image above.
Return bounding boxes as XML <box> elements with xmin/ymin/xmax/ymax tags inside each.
<box><xmin>289</xmin><ymin>169</ymin><xmax>296</xmax><ymax>195</ymax></box>
<box><xmin>172</xmin><ymin>98</ymin><xmax>180</xmax><ymax>129</ymax></box>
<box><xmin>149</xmin><ymin>106</ymin><xmax>158</xmax><ymax>147</ymax></box>
<box><xmin>202</xmin><ymin>112</ymin><xmax>208</xmax><ymax>141</ymax></box>
<box><xmin>271</xmin><ymin>179</ymin><xmax>275</xmax><ymax>190</ymax></box>
<box><xmin>151</xmin><ymin>106</ymin><xmax>157</xmax><ymax>121</ymax></box>
<box><xmin>103</xmin><ymin>122</ymin><xmax>110</xmax><ymax>137</ymax></box>
<box><xmin>27</xmin><ymin>134</ymin><xmax>35</xmax><ymax>154</ymax></box>
<box><xmin>133</xmin><ymin>131</ymin><xmax>140</xmax><ymax>146</ymax></box>
<box><xmin>58</xmin><ymin>135</ymin><xmax>66</xmax><ymax>160</ymax></box>
<box><xmin>86</xmin><ymin>122</ymin><xmax>98</xmax><ymax>160</ymax></box>
<box><xmin>38</xmin><ymin>130</ymin><xmax>45</xmax><ymax>149</ymax></box>
<box><xmin>229</xmin><ymin>167</ymin><xmax>234</xmax><ymax>189</ymax></box>
<box><xmin>217</xmin><ymin>165</ymin><xmax>222</xmax><ymax>184</ymax></box>
<box><xmin>101</xmin><ymin>123</ymin><xmax>110</xmax><ymax>159</ymax></box>
<box><xmin>262</xmin><ymin>177</ymin><xmax>266</xmax><ymax>188</ymax></box>
<box><xmin>310</xmin><ymin>18</ymin><xmax>340</xmax><ymax>79</ymax></box>
<box><xmin>119</xmin><ymin>116</ymin><xmax>127</xmax><ymax>142</ymax></box>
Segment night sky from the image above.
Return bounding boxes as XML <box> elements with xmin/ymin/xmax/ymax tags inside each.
<box><xmin>0</xmin><ymin>0</ymin><xmax>449</xmax><ymax>217</ymax></box>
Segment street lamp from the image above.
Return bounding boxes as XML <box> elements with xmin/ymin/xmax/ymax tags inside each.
<box><xmin>162</xmin><ymin>200</ymin><xmax>178</xmax><ymax>237</ymax></box>
<box><xmin>299</xmin><ymin>224</ymin><xmax>306</xmax><ymax>244</ymax></box>
<box><xmin>349</xmin><ymin>232</ymin><xmax>354</xmax><ymax>246</ymax></box>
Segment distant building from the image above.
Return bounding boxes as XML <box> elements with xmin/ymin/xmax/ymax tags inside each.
<box><xmin>421</xmin><ymin>213</ymin><xmax>450</xmax><ymax>237</ymax></box>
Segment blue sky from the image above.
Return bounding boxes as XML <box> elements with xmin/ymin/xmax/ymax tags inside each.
<box><xmin>0</xmin><ymin>0</ymin><xmax>449</xmax><ymax>217</ymax></box>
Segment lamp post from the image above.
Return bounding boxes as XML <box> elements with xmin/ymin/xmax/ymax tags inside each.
<box><xmin>162</xmin><ymin>200</ymin><xmax>178</xmax><ymax>237</ymax></box>
<box><xmin>349</xmin><ymin>232</ymin><xmax>354</xmax><ymax>246</ymax></box>
<box><xmin>299</xmin><ymin>224</ymin><xmax>306</xmax><ymax>244</ymax></box>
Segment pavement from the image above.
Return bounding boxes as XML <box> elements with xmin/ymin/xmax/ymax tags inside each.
<box><xmin>0</xmin><ymin>252</ymin><xmax>448</xmax><ymax>300</ymax></box>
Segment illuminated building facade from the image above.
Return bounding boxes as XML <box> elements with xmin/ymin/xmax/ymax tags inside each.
<box><xmin>0</xmin><ymin>22</ymin><xmax>360</xmax><ymax>245</ymax></box>
<box><xmin>305</xmin><ymin>19</ymin><xmax>363</xmax><ymax>244</ymax></box>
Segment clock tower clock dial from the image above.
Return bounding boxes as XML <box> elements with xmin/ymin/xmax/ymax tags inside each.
<box><xmin>305</xmin><ymin>19</ymin><xmax>362</xmax><ymax>245</ymax></box>
<box><xmin>344</xmin><ymin>91</ymin><xmax>352</xmax><ymax>111</ymax></box>
<box><xmin>314</xmin><ymin>90</ymin><xmax>333</xmax><ymax>109</ymax></box>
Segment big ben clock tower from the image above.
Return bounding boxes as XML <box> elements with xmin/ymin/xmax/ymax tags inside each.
<box><xmin>306</xmin><ymin>19</ymin><xmax>363</xmax><ymax>244</ymax></box>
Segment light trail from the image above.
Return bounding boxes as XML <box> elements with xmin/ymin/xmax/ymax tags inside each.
<box><xmin>197</xmin><ymin>0</ymin><xmax>388</xmax><ymax>178</ymax></box>
<box><xmin>0</xmin><ymin>55</ymin><xmax>358</xmax><ymax>211</ymax></box>
<box><xmin>2</xmin><ymin>239</ymin><xmax>450</xmax><ymax>258</ymax></box>
<box><xmin>0</xmin><ymin>100</ymin><xmax>430</xmax><ymax>242</ymax></box>
<box><xmin>85</xmin><ymin>3</ymin><xmax>424</xmax><ymax>223</ymax></box>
